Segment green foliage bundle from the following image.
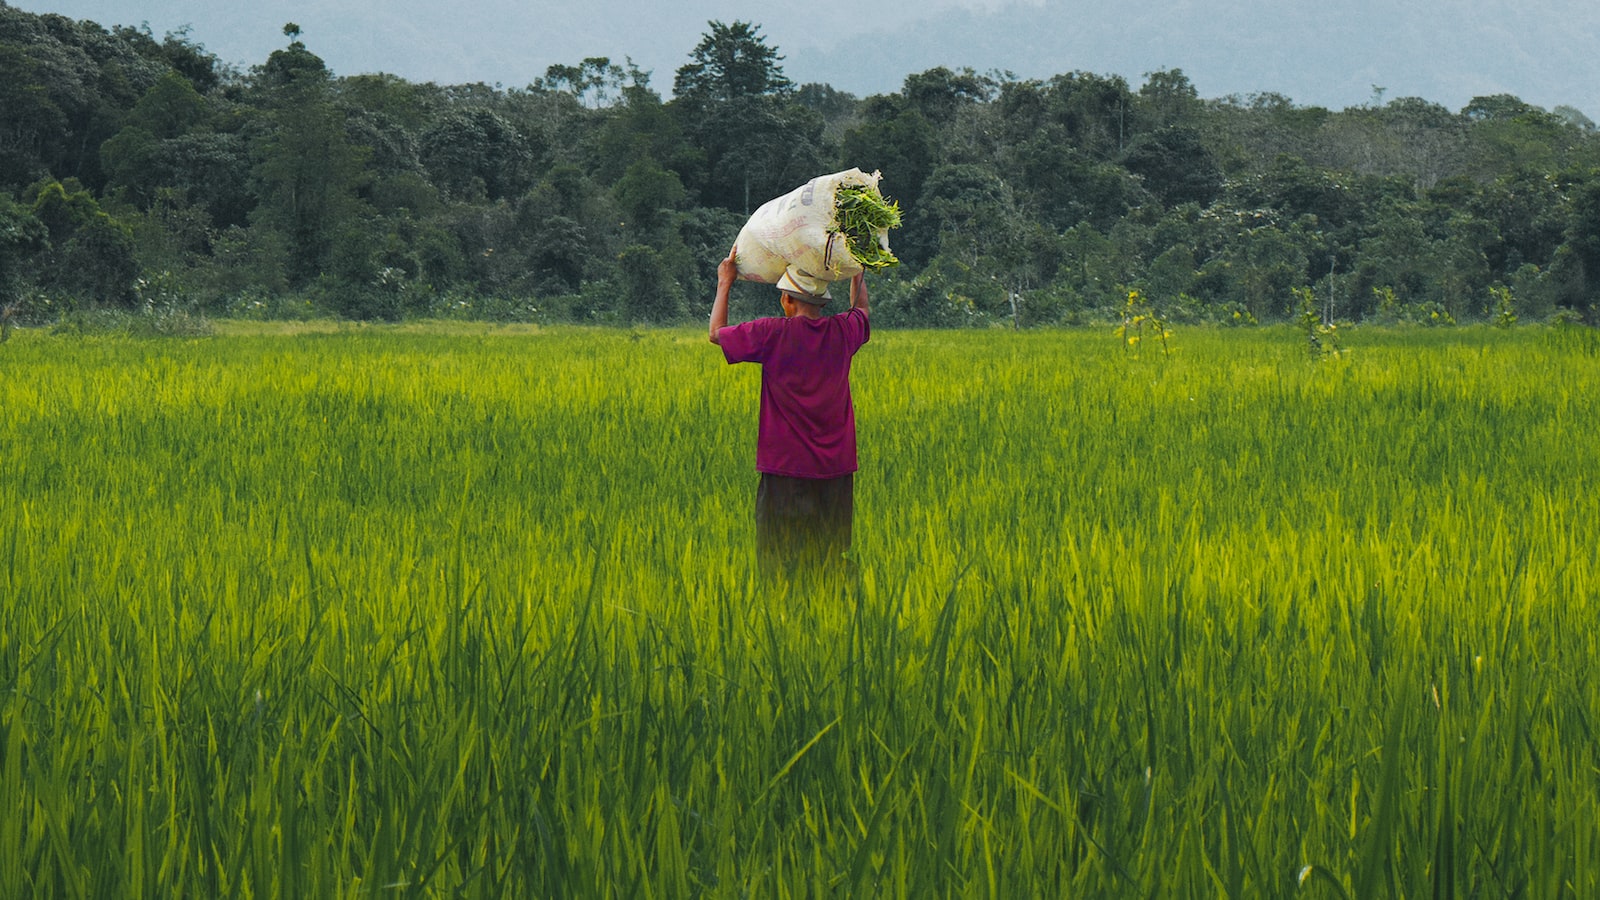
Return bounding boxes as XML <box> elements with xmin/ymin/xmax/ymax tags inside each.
<box><xmin>833</xmin><ymin>184</ymin><xmax>902</xmax><ymax>270</ymax></box>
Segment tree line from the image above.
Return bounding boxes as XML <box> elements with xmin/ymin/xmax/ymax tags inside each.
<box><xmin>4</xmin><ymin>3</ymin><xmax>1600</xmax><ymax>328</ymax></box>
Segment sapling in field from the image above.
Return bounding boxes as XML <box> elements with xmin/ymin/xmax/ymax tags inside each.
<box><xmin>1490</xmin><ymin>284</ymin><xmax>1518</xmax><ymax>328</ymax></box>
<box><xmin>1296</xmin><ymin>286</ymin><xmax>1344</xmax><ymax>360</ymax></box>
<box><xmin>1116</xmin><ymin>289</ymin><xmax>1173</xmax><ymax>357</ymax></box>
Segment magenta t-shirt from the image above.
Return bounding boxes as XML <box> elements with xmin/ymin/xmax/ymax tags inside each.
<box><xmin>719</xmin><ymin>307</ymin><xmax>870</xmax><ymax>478</ymax></box>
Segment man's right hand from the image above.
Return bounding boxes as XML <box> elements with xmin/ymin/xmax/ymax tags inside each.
<box><xmin>710</xmin><ymin>245</ymin><xmax>737</xmax><ymax>344</ymax></box>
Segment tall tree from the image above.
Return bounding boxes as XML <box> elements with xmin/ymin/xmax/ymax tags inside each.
<box><xmin>100</xmin><ymin>69</ymin><xmax>208</xmax><ymax>206</ymax></box>
<box><xmin>1121</xmin><ymin>126</ymin><xmax>1223</xmax><ymax>207</ymax></box>
<box><xmin>540</xmin><ymin>57</ymin><xmax>637</xmax><ymax>109</ymax></box>
<box><xmin>248</xmin><ymin>26</ymin><xmax>369</xmax><ymax>285</ymax></box>
<box><xmin>28</xmin><ymin>180</ymin><xmax>138</xmax><ymax>307</ymax></box>
<box><xmin>1139</xmin><ymin>69</ymin><xmax>1202</xmax><ymax>129</ymax></box>
<box><xmin>673</xmin><ymin>21</ymin><xmax>792</xmax><ymax>104</ymax></box>
<box><xmin>671</xmin><ymin>21</ymin><xmax>817</xmax><ymax>213</ymax></box>
<box><xmin>839</xmin><ymin>96</ymin><xmax>938</xmax><ymax>213</ymax></box>
<box><xmin>587</xmin><ymin>82</ymin><xmax>698</xmax><ymax>185</ymax></box>
<box><xmin>419</xmin><ymin>107</ymin><xmax>533</xmax><ymax>201</ymax></box>
<box><xmin>901</xmin><ymin>67</ymin><xmax>993</xmax><ymax>127</ymax></box>
<box><xmin>0</xmin><ymin>195</ymin><xmax>46</xmax><ymax>309</ymax></box>
<box><xmin>1564</xmin><ymin>178</ymin><xmax>1600</xmax><ymax>315</ymax></box>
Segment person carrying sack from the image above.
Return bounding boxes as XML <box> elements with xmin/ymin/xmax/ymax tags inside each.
<box><xmin>708</xmin><ymin>250</ymin><xmax>870</xmax><ymax>574</ymax></box>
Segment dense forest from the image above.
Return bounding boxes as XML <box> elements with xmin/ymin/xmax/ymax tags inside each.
<box><xmin>4</xmin><ymin>2</ymin><xmax>1600</xmax><ymax>328</ymax></box>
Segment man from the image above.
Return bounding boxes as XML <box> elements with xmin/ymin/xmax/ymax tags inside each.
<box><xmin>709</xmin><ymin>248</ymin><xmax>870</xmax><ymax>572</ymax></box>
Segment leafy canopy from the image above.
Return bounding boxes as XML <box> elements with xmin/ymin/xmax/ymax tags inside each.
<box><xmin>673</xmin><ymin>20</ymin><xmax>792</xmax><ymax>104</ymax></box>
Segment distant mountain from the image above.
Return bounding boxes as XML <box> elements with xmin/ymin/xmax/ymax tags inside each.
<box><xmin>783</xmin><ymin>0</ymin><xmax>1600</xmax><ymax>115</ymax></box>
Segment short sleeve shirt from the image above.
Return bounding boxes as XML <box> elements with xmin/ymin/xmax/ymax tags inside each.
<box><xmin>719</xmin><ymin>307</ymin><xmax>869</xmax><ymax>478</ymax></box>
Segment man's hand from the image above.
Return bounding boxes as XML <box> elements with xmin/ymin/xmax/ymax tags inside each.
<box><xmin>710</xmin><ymin>245</ymin><xmax>736</xmax><ymax>344</ymax></box>
<box><xmin>850</xmin><ymin>270</ymin><xmax>869</xmax><ymax>313</ymax></box>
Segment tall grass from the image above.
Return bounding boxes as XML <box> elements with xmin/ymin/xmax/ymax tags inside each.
<box><xmin>1</xmin><ymin>322</ymin><xmax>1596</xmax><ymax>896</ymax></box>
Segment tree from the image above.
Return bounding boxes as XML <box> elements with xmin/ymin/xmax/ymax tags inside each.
<box><xmin>673</xmin><ymin>21</ymin><xmax>792</xmax><ymax>105</ymax></box>
<box><xmin>617</xmin><ymin>243</ymin><xmax>683</xmax><ymax>323</ymax></box>
<box><xmin>1196</xmin><ymin>219</ymin><xmax>1313</xmax><ymax>320</ymax></box>
<box><xmin>1139</xmin><ymin>69</ymin><xmax>1201</xmax><ymax>129</ymax></box>
<box><xmin>0</xmin><ymin>5</ymin><xmax>168</xmax><ymax>189</ymax></box>
<box><xmin>0</xmin><ymin>195</ymin><xmax>47</xmax><ymax>309</ymax></box>
<box><xmin>1007</xmin><ymin>132</ymin><xmax>1143</xmax><ymax>231</ymax></box>
<box><xmin>125</xmin><ymin>68</ymin><xmax>206</xmax><ymax>139</ymax></box>
<box><xmin>587</xmin><ymin>82</ymin><xmax>697</xmax><ymax>186</ymax></box>
<box><xmin>158</xmin><ymin>132</ymin><xmax>254</xmax><ymax>229</ymax></box>
<box><xmin>915</xmin><ymin>163</ymin><xmax>1030</xmax><ymax>306</ymax></box>
<box><xmin>671</xmin><ymin>21</ymin><xmax>815</xmax><ymax>213</ymax></box>
<box><xmin>1462</xmin><ymin>94</ymin><xmax>1539</xmax><ymax>123</ymax></box>
<box><xmin>0</xmin><ymin>43</ymin><xmax>68</xmax><ymax>189</ymax></box>
<box><xmin>28</xmin><ymin>180</ymin><xmax>138</xmax><ymax>307</ymax></box>
<box><xmin>794</xmin><ymin>83</ymin><xmax>859</xmax><ymax>139</ymax></box>
<box><xmin>1564</xmin><ymin>178</ymin><xmax>1600</xmax><ymax>316</ymax></box>
<box><xmin>505</xmin><ymin>164</ymin><xmax>615</xmax><ymax>295</ymax></box>
<box><xmin>1471</xmin><ymin>170</ymin><xmax>1569</xmax><ymax>274</ymax></box>
<box><xmin>540</xmin><ymin>57</ymin><xmax>640</xmax><ymax>109</ymax></box>
<box><xmin>1460</xmin><ymin>94</ymin><xmax>1575</xmax><ymax>178</ymax></box>
<box><xmin>138</xmin><ymin>25</ymin><xmax>221</xmax><ymax>94</ymax></box>
<box><xmin>1355</xmin><ymin>206</ymin><xmax>1433</xmax><ymax>305</ymax></box>
<box><xmin>1041</xmin><ymin>71</ymin><xmax>1137</xmax><ymax>159</ymax></box>
<box><xmin>249</xmin><ymin>27</ymin><xmax>370</xmax><ymax>285</ymax></box>
<box><xmin>613</xmin><ymin>158</ymin><xmax>686</xmax><ymax>233</ymax></box>
<box><xmin>255</xmin><ymin>23</ymin><xmax>326</xmax><ymax>91</ymax></box>
<box><xmin>1433</xmin><ymin>212</ymin><xmax>1496</xmax><ymax>318</ymax></box>
<box><xmin>901</xmin><ymin>67</ymin><xmax>994</xmax><ymax>127</ymax></box>
<box><xmin>839</xmin><ymin>101</ymin><xmax>938</xmax><ymax>214</ymax></box>
<box><xmin>100</xmin><ymin>70</ymin><xmax>210</xmax><ymax>206</ymax></box>
<box><xmin>420</xmin><ymin>107</ymin><xmax>534</xmax><ymax>201</ymax></box>
<box><xmin>1121</xmin><ymin>126</ymin><xmax>1223</xmax><ymax>207</ymax></box>
<box><xmin>1553</xmin><ymin>105</ymin><xmax>1596</xmax><ymax>133</ymax></box>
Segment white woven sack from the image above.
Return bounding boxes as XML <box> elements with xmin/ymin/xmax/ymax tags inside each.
<box><xmin>733</xmin><ymin>168</ymin><xmax>883</xmax><ymax>285</ymax></box>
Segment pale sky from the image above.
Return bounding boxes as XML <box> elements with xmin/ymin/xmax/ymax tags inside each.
<box><xmin>12</xmin><ymin>0</ymin><xmax>1600</xmax><ymax>115</ymax></box>
<box><xmin>9</xmin><ymin>0</ymin><xmax>1010</xmax><ymax>92</ymax></box>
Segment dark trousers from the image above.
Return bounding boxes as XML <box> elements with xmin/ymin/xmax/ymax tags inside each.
<box><xmin>755</xmin><ymin>472</ymin><xmax>853</xmax><ymax>572</ymax></box>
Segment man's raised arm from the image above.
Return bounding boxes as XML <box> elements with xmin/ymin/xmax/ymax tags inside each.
<box><xmin>709</xmin><ymin>246</ymin><xmax>736</xmax><ymax>344</ymax></box>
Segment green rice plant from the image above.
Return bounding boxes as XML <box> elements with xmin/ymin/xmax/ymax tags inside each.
<box><xmin>0</xmin><ymin>322</ymin><xmax>1597</xmax><ymax>896</ymax></box>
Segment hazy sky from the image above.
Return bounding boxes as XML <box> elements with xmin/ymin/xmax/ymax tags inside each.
<box><xmin>10</xmin><ymin>0</ymin><xmax>1005</xmax><ymax>90</ymax></box>
<box><xmin>12</xmin><ymin>0</ymin><xmax>1600</xmax><ymax>114</ymax></box>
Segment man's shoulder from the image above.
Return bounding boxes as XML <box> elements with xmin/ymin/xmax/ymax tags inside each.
<box><xmin>728</xmin><ymin>315</ymin><xmax>786</xmax><ymax>336</ymax></box>
<box><xmin>721</xmin><ymin>315</ymin><xmax>785</xmax><ymax>363</ymax></box>
<box><xmin>833</xmin><ymin>306</ymin><xmax>869</xmax><ymax>343</ymax></box>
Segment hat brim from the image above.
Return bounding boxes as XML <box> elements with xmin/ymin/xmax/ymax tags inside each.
<box><xmin>776</xmin><ymin>270</ymin><xmax>832</xmax><ymax>303</ymax></box>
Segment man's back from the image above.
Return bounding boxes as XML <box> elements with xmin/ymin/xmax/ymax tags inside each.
<box><xmin>718</xmin><ymin>307</ymin><xmax>870</xmax><ymax>478</ymax></box>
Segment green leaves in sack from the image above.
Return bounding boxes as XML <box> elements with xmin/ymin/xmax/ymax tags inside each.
<box><xmin>834</xmin><ymin>185</ymin><xmax>901</xmax><ymax>270</ymax></box>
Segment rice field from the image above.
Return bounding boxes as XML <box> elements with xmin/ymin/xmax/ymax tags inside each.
<box><xmin>2</xmin><ymin>321</ymin><xmax>1598</xmax><ymax>897</ymax></box>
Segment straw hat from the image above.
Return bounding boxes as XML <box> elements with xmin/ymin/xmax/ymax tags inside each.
<box><xmin>776</xmin><ymin>267</ymin><xmax>832</xmax><ymax>304</ymax></box>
